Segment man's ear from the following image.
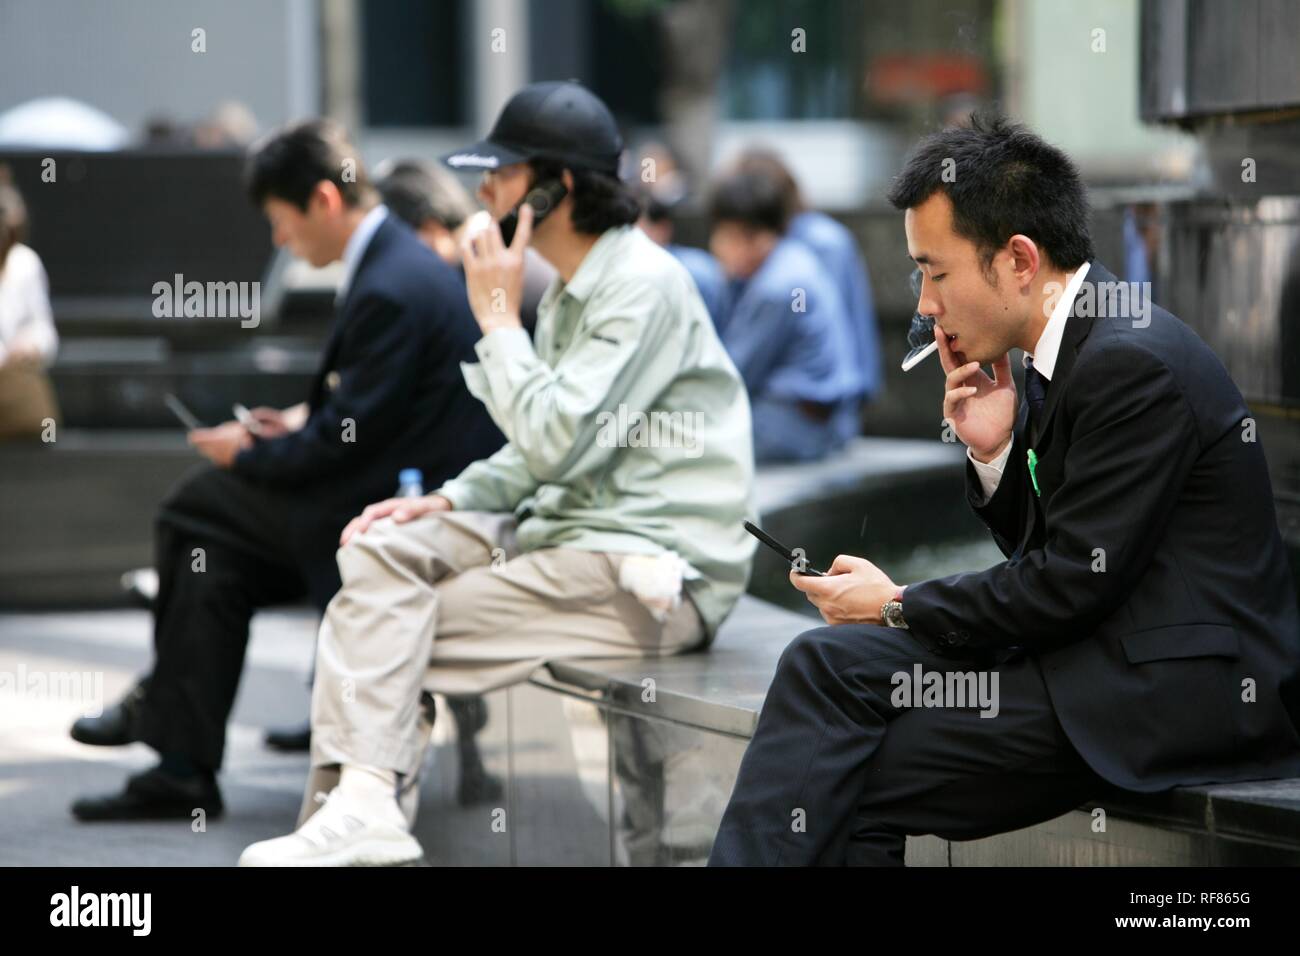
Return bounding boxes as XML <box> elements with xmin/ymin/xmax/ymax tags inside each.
<box><xmin>1007</xmin><ymin>234</ymin><xmax>1041</xmax><ymax>286</ymax></box>
<box><xmin>311</xmin><ymin>180</ymin><xmax>343</xmax><ymax>216</ymax></box>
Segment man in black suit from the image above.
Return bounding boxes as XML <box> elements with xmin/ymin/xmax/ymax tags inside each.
<box><xmin>709</xmin><ymin>113</ymin><xmax>1300</xmax><ymax>865</ymax></box>
<box><xmin>69</xmin><ymin>120</ymin><xmax>503</xmax><ymax>820</ymax></box>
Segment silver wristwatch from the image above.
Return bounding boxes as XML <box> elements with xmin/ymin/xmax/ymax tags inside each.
<box><xmin>881</xmin><ymin>591</ymin><xmax>908</xmax><ymax>629</ymax></box>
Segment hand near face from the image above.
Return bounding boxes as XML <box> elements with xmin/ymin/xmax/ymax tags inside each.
<box><xmin>461</xmin><ymin>203</ymin><xmax>532</xmax><ymax>336</ymax></box>
<box><xmin>936</xmin><ymin>324</ymin><xmax>1017</xmax><ymax>462</ymax></box>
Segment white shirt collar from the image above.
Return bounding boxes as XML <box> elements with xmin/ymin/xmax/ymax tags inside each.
<box><xmin>337</xmin><ymin>204</ymin><xmax>388</xmax><ymax>303</ymax></box>
<box><xmin>1023</xmin><ymin>260</ymin><xmax>1090</xmax><ymax>380</ymax></box>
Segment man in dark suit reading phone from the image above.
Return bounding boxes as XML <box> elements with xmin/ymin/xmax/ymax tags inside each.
<box><xmin>68</xmin><ymin>120</ymin><xmax>503</xmax><ymax>821</ymax></box>
<box><xmin>709</xmin><ymin>113</ymin><xmax>1300</xmax><ymax>866</ymax></box>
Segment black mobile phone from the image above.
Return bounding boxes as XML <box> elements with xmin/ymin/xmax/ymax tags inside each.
<box><xmin>743</xmin><ymin>520</ymin><xmax>826</xmax><ymax>576</ymax></box>
<box><xmin>499</xmin><ymin>178</ymin><xmax>568</xmax><ymax>245</ymax></box>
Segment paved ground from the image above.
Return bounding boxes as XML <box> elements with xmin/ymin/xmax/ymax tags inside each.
<box><xmin>0</xmin><ymin>608</ymin><xmax>510</xmax><ymax>866</ymax></box>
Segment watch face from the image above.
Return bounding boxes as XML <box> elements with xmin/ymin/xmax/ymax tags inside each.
<box><xmin>883</xmin><ymin>602</ymin><xmax>906</xmax><ymax>628</ymax></box>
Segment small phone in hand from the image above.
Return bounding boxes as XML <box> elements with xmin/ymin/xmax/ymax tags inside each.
<box><xmin>499</xmin><ymin>178</ymin><xmax>569</xmax><ymax>245</ymax></box>
<box><xmin>743</xmin><ymin>520</ymin><xmax>826</xmax><ymax>576</ymax></box>
<box><xmin>232</xmin><ymin>403</ymin><xmax>264</xmax><ymax>436</ymax></box>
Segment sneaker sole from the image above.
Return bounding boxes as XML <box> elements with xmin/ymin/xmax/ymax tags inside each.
<box><xmin>240</xmin><ymin>834</ymin><xmax>424</xmax><ymax>867</ymax></box>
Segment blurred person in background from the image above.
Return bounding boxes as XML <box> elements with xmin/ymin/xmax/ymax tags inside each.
<box><xmin>67</xmin><ymin>120</ymin><xmax>504</xmax><ymax>822</ymax></box>
<box><xmin>379</xmin><ymin>156</ymin><xmax>569</xmax><ymax>805</ymax></box>
<box><xmin>633</xmin><ymin>140</ymin><xmax>730</xmax><ymax>330</ymax></box>
<box><xmin>239</xmin><ymin>82</ymin><xmax>754</xmax><ymax>866</ymax></box>
<box><xmin>735</xmin><ymin>148</ymin><xmax>883</xmax><ymax>410</ymax></box>
<box><xmin>376</xmin><ymin>158</ymin><xmax>555</xmax><ymax>335</ymax></box>
<box><xmin>194</xmin><ymin>100</ymin><xmax>259</xmax><ymax>149</ymax></box>
<box><xmin>0</xmin><ymin>166</ymin><xmax>59</xmax><ymax>442</ymax></box>
<box><xmin>708</xmin><ymin>164</ymin><xmax>859</xmax><ymax>462</ymax></box>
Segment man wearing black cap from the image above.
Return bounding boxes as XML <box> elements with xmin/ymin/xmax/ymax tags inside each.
<box><xmin>240</xmin><ymin>82</ymin><xmax>756</xmax><ymax>866</ymax></box>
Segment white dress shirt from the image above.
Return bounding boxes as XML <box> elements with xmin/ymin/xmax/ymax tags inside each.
<box><xmin>968</xmin><ymin>261</ymin><xmax>1091</xmax><ymax>500</ymax></box>
<box><xmin>335</xmin><ymin>204</ymin><xmax>389</xmax><ymax>304</ymax></box>
<box><xmin>0</xmin><ymin>243</ymin><xmax>58</xmax><ymax>367</ymax></box>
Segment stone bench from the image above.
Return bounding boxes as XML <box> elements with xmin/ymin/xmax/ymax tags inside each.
<box><xmin>0</xmin><ymin>430</ymin><xmax>197</xmax><ymax>607</ymax></box>
<box><xmin>531</xmin><ymin>607</ymin><xmax>1300</xmax><ymax>865</ymax></box>
<box><xmin>512</xmin><ymin>438</ymin><xmax>1300</xmax><ymax>865</ymax></box>
<box><xmin>7</xmin><ymin>431</ymin><xmax>1298</xmax><ymax>863</ymax></box>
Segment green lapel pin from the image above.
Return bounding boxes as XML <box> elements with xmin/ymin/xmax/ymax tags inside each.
<box><xmin>1027</xmin><ymin>448</ymin><xmax>1041</xmax><ymax>497</ymax></box>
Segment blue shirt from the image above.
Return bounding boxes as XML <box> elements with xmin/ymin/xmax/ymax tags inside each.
<box><xmin>665</xmin><ymin>243</ymin><xmax>730</xmax><ymax>331</ymax></box>
<box><xmin>787</xmin><ymin>210</ymin><xmax>882</xmax><ymax>401</ymax></box>
<box><xmin>720</xmin><ymin>235</ymin><xmax>859</xmax><ymax>407</ymax></box>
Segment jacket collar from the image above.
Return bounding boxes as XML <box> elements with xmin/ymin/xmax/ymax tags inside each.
<box><xmin>1034</xmin><ymin>259</ymin><xmax>1110</xmax><ymax>444</ymax></box>
<box><xmin>337</xmin><ymin>211</ymin><xmax>396</xmax><ymax>314</ymax></box>
<box><xmin>540</xmin><ymin>225</ymin><xmax>633</xmax><ymax>310</ymax></box>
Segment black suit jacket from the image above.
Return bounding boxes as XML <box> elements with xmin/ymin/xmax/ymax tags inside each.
<box><xmin>906</xmin><ymin>261</ymin><xmax>1300</xmax><ymax>791</ymax></box>
<box><xmin>231</xmin><ymin>215</ymin><xmax>504</xmax><ymax>598</ymax></box>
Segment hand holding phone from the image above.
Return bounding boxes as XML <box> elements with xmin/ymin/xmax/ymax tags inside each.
<box><xmin>743</xmin><ymin>520</ymin><xmax>826</xmax><ymax>576</ymax></box>
<box><xmin>232</xmin><ymin>403</ymin><xmax>265</xmax><ymax>437</ymax></box>
<box><xmin>499</xmin><ymin>178</ymin><xmax>568</xmax><ymax>245</ymax></box>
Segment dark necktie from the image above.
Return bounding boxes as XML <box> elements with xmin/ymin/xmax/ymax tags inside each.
<box><xmin>1025</xmin><ymin>356</ymin><xmax>1047</xmax><ymax>434</ymax></box>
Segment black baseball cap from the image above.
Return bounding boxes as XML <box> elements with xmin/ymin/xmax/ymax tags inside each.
<box><xmin>440</xmin><ymin>81</ymin><xmax>623</xmax><ymax>176</ymax></box>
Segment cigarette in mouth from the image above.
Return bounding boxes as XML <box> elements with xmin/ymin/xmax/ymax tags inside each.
<box><xmin>901</xmin><ymin>340</ymin><xmax>939</xmax><ymax>371</ymax></box>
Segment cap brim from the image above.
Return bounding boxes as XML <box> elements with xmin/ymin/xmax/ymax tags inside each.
<box><xmin>439</xmin><ymin>139</ymin><xmax>530</xmax><ymax>171</ymax></box>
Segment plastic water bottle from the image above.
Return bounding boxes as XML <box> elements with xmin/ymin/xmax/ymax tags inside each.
<box><xmin>396</xmin><ymin>468</ymin><xmax>424</xmax><ymax>498</ymax></box>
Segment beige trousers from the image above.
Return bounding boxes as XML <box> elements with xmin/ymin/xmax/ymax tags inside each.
<box><xmin>297</xmin><ymin>510</ymin><xmax>704</xmax><ymax>825</ymax></box>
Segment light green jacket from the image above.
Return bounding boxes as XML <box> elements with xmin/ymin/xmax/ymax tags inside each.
<box><xmin>435</xmin><ymin>225</ymin><xmax>756</xmax><ymax>640</ymax></box>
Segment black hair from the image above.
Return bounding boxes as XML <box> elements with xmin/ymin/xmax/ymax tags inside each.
<box><xmin>376</xmin><ymin>170</ymin><xmax>436</xmax><ymax>230</ymax></box>
<box><xmin>527</xmin><ymin>158</ymin><xmax>639</xmax><ymax>235</ymax></box>
<box><xmin>733</xmin><ymin>148</ymin><xmax>806</xmax><ymax>219</ymax></box>
<box><xmin>638</xmin><ymin>189</ymin><xmax>672</xmax><ymax>224</ymax></box>
<box><xmin>376</xmin><ymin>160</ymin><xmax>477</xmax><ymax>231</ymax></box>
<box><xmin>706</xmin><ymin>167</ymin><xmax>790</xmax><ymax>234</ymax></box>
<box><xmin>245</xmin><ymin>119</ymin><xmax>376</xmax><ymax>210</ymax></box>
<box><xmin>886</xmin><ymin>111</ymin><xmax>1094</xmax><ymax>272</ymax></box>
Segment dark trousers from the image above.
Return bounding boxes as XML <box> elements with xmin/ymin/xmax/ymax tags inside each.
<box><xmin>708</xmin><ymin>623</ymin><xmax>1109</xmax><ymax>866</ymax></box>
<box><xmin>135</xmin><ymin>465</ymin><xmax>334</xmax><ymax>771</ymax></box>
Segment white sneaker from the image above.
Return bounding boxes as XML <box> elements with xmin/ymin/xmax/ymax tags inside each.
<box><xmin>238</xmin><ymin>788</ymin><xmax>423</xmax><ymax>867</ymax></box>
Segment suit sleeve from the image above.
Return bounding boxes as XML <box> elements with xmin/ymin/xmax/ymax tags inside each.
<box><xmin>904</xmin><ymin>343</ymin><xmax>1202</xmax><ymax>652</ymax></box>
<box><xmin>231</xmin><ymin>293</ymin><xmax>424</xmax><ymax>486</ymax></box>
<box><xmin>967</xmin><ymin>426</ymin><xmax>1030</xmax><ymax>558</ymax></box>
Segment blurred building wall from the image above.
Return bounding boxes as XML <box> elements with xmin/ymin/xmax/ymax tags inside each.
<box><xmin>1002</xmin><ymin>0</ymin><xmax>1194</xmax><ymax>182</ymax></box>
<box><xmin>0</xmin><ymin>0</ymin><xmax>318</xmax><ymax>139</ymax></box>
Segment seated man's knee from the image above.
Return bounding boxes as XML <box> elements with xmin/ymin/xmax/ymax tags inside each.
<box><xmin>157</xmin><ymin>464</ymin><xmax>226</xmax><ymax>522</ymax></box>
<box><xmin>336</xmin><ymin>514</ymin><xmax>440</xmax><ymax>585</ymax></box>
<box><xmin>778</xmin><ymin>625</ymin><xmax>849</xmax><ymax>676</ymax></box>
<box><xmin>777</xmin><ymin>623</ymin><xmax>918</xmax><ymax>678</ymax></box>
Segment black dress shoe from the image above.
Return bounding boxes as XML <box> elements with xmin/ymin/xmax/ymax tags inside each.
<box><xmin>70</xmin><ymin>678</ymin><xmax>148</xmax><ymax>747</ymax></box>
<box><xmin>457</xmin><ymin>761</ymin><xmax>505</xmax><ymax>807</ymax></box>
<box><xmin>263</xmin><ymin>720</ymin><xmax>311</xmax><ymax>752</ymax></box>
<box><xmin>71</xmin><ymin>766</ymin><xmax>224</xmax><ymax>822</ymax></box>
